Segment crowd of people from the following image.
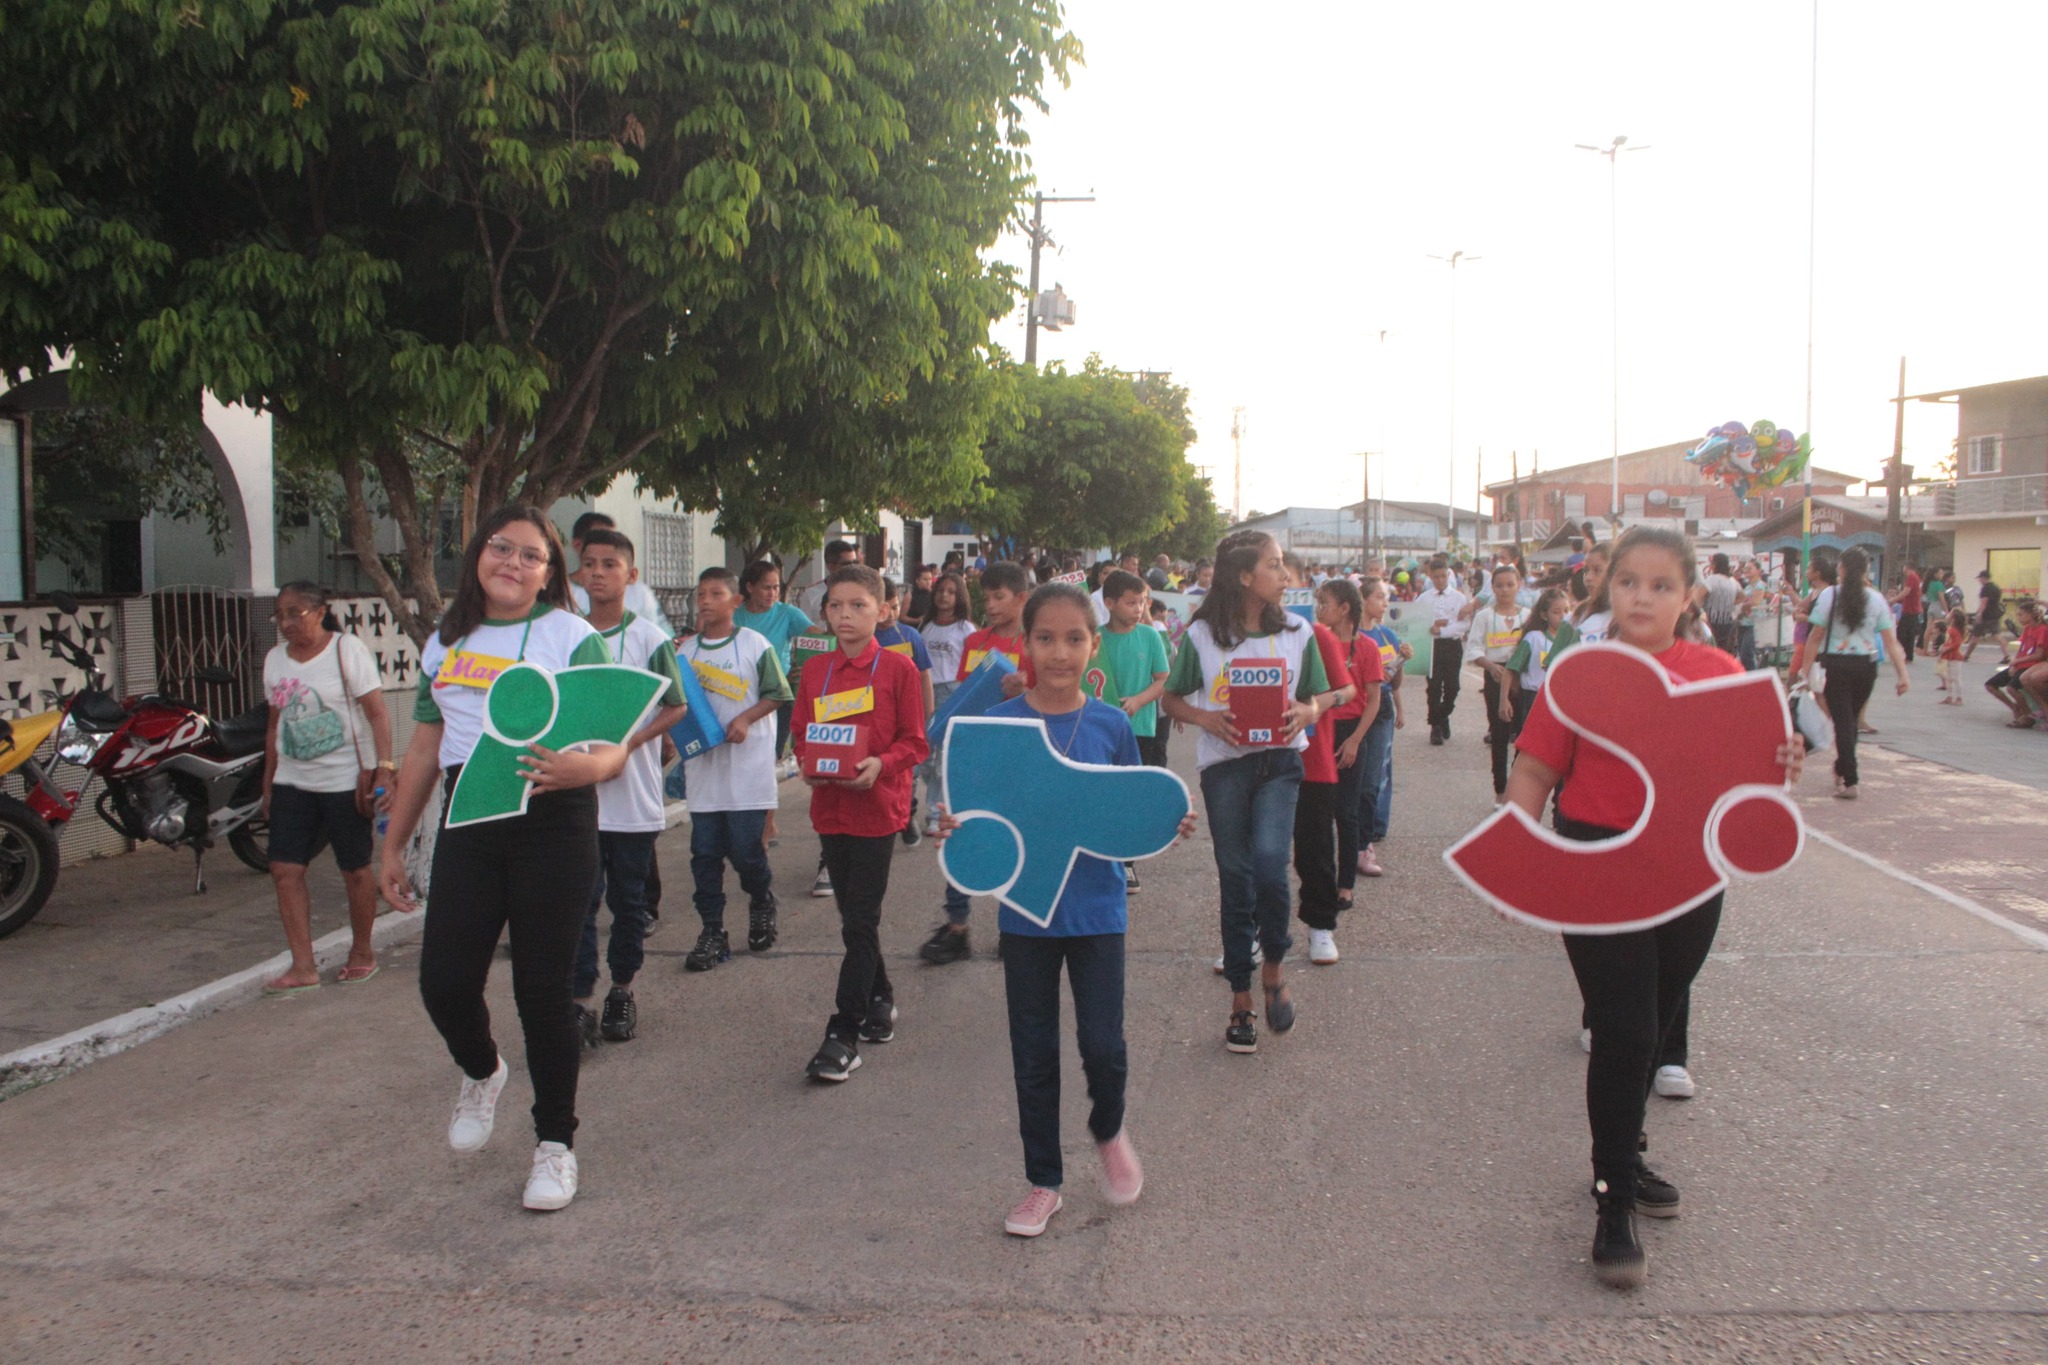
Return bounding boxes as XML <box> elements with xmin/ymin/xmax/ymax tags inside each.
<box><xmin>248</xmin><ymin>503</ymin><xmax>2031</xmax><ymax>1288</ymax></box>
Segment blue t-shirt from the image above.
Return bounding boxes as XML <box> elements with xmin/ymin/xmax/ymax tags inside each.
<box><xmin>733</xmin><ymin>601</ymin><xmax>814</xmax><ymax>674</ymax></box>
<box><xmin>983</xmin><ymin>695</ymin><xmax>1139</xmax><ymax>938</ymax></box>
<box><xmin>875</xmin><ymin>622</ymin><xmax>932</xmax><ymax>671</ymax></box>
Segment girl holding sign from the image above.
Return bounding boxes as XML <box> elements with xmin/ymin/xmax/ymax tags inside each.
<box><xmin>1465</xmin><ymin>564</ymin><xmax>1527</xmax><ymax>804</ymax></box>
<box><xmin>1504</xmin><ymin>527</ymin><xmax>1803</xmax><ymax>1288</ymax></box>
<box><xmin>933</xmin><ymin>583</ymin><xmax>1196</xmax><ymax>1237</ymax></box>
<box><xmin>379</xmin><ymin>507</ymin><xmax>627</xmax><ymax>1213</ymax></box>
<box><xmin>1161</xmin><ymin>531</ymin><xmax>1329</xmax><ymax>1055</ymax></box>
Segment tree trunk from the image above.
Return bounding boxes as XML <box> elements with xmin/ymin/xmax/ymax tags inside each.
<box><xmin>337</xmin><ymin>446</ymin><xmax>433</xmax><ymax>646</ymax></box>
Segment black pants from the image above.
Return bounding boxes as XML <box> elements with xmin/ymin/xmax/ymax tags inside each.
<box><xmin>1896</xmin><ymin>613</ymin><xmax>1919</xmax><ymax>663</ymax></box>
<box><xmin>1293</xmin><ymin>780</ymin><xmax>1341</xmax><ymax>930</ymax></box>
<box><xmin>1002</xmin><ymin>932</ymin><xmax>1127</xmax><ymax>1189</ymax></box>
<box><xmin>820</xmin><ymin>831</ymin><xmax>896</xmax><ymax>1038</ymax></box>
<box><xmin>1584</xmin><ymin>991</ymin><xmax>1689</xmax><ymax>1067</ymax></box>
<box><xmin>1819</xmin><ymin>653</ymin><xmax>1879</xmax><ymax>787</ymax></box>
<box><xmin>1137</xmin><ymin>733</ymin><xmax>1169</xmax><ymax>768</ymax></box>
<box><xmin>1427</xmin><ymin>638</ymin><xmax>1463</xmax><ymax>738</ymax></box>
<box><xmin>1481</xmin><ymin>673</ymin><xmax>1517</xmax><ymax>795</ymax></box>
<box><xmin>419</xmin><ymin>783</ymin><xmax>599</xmax><ymax>1148</ymax></box>
<box><xmin>1557</xmin><ymin>817</ymin><xmax>1721</xmax><ymax>1198</ymax></box>
<box><xmin>1710</xmin><ymin>620</ymin><xmax>1739</xmax><ymax>655</ymax></box>
<box><xmin>1330</xmin><ymin>716</ymin><xmax>1366</xmax><ymax>894</ymax></box>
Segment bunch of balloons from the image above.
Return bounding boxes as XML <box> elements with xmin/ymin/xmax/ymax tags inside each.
<box><xmin>1687</xmin><ymin>419</ymin><xmax>1812</xmax><ymax>501</ymax></box>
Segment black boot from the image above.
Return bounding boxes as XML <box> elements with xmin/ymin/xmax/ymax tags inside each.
<box><xmin>1591</xmin><ymin>1181</ymin><xmax>1647</xmax><ymax>1289</ymax></box>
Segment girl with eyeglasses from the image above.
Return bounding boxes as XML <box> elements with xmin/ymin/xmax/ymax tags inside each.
<box><xmin>378</xmin><ymin>506</ymin><xmax>625</xmax><ymax>1213</ymax></box>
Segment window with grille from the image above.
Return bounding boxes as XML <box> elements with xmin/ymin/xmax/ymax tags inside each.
<box><xmin>641</xmin><ymin>511</ymin><xmax>694</xmax><ymax>589</ymax></box>
<box><xmin>1967</xmin><ymin>434</ymin><xmax>2002</xmax><ymax>475</ymax></box>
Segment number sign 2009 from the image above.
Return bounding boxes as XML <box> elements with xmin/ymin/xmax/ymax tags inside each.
<box><xmin>1226</xmin><ymin>665</ymin><xmax>1284</xmax><ymax>688</ymax></box>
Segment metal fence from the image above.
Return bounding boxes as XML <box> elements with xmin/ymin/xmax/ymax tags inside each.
<box><xmin>151</xmin><ymin>587</ymin><xmax>267</xmax><ymax>719</ymax></box>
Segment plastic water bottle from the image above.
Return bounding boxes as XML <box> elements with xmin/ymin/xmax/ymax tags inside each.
<box><xmin>374</xmin><ymin>786</ymin><xmax>389</xmax><ymax>840</ymax></box>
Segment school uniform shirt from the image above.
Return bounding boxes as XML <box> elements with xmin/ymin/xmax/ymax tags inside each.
<box><xmin>921</xmin><ymin>618</ymin><xmax>976</xmax><ymax>685</ymax></box>
<box><xmin>1505</xmin><ymin>629</ymin><xmax>1552</xmax><ymax>692</ymax></box>
<box><xmin>1464</xmin><ymin>604</ymin><xmax>1527</xmax><ymax>666</ymax></box>
<box><xmin>732</xmin><ymin>600</ymin><xmax>815</xmax><ymax>676</ymax></box>
<box><xmin>1516</xmin><ymin>638</ymin><xmax>1743</xmax><ymax>831</ymax></box>
<box><xmin>792</xmin><ymin>638</ymin><xmax>929</xmax><ymax>837</ymax></box>
<box><xmin>875</xmin><ymin>621</ymin><xmax>933</xmax><ymax>673</ymax></box>
<box><xmin>415</xmin><ymin>605</ymin><xmax>610</xmax><ymax>769</ymax></box>
<box><xmin>1326</xmin><ymin>630</ymin><xmax>1386</xmax><ymax>722</ymax></box>
<box><xmin>1163</xmin><ymin>618</ymin><xmax>1330</xmax><ymax>772</ymax></box>
<box><xmin>679</xmin><ymin>626</ymin><xmax>793</xmax><ymax>813</ymax></box>
<box><xmin>1574</xmin><ymin>610</ymin><xmax>1612</xmax><ymax>648</ymax></box>
<box><xmin>1301</xmin><ymin>622</ymin><xmax>1354</xmax><ymax>785</ymax></box>
<box><xmin>1089</xmin><ymin>587</ymin><xmax>1111</xmax><ymax>626</ymax></box>
<box><xmin>587</xmin><ymin>613</ymin><xmax>690</xmax><ymax>832</ymax></box>
<box><xmin>1806</xmin><ymin>585</ymin><xmax>1894</xmax><ymax>656</ymax></box>
<box><xmin>264</xmin><ymin>633</ymin><xmax>382</xmax><ymax>793</ymax></box>
<box><xmin>1364</xmin><ymin>624</ymin><xmax>1402</xmax><ymax>699</ymax></box>
<box><xmin>961</xmin><ymin>626</ymin><xmax>1036</xmax><ymax>687</ymax></box>
<box><xmin>1092</xmin><ymin>624</ymin><xmax>1170</xmax><ymax>737</ymax></box>
<box><xmin>1409</xmin><ymin>585</ymin><xmax>1471</xmax><ymax>641</ymax></box>
<box><xmin>984</xmin><ymin>695</ymin><xmax>1139</xmax><ymax>937</ymax></box>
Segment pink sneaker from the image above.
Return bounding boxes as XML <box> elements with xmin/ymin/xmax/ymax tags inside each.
<box><xmin>1004</xmin><ymin>1186</ymin><xmax>1063</xmax><ymax>1237</ymax></box>
<box><xmin>1359</xmin><ymin>845</ymin><xmax>1384</xmax><ymax>877</ymax></box>
<box><xmin>1098</xmin><ymin>1129</ymin><xmax>1144</xmax><ymax>1206</ymax></box>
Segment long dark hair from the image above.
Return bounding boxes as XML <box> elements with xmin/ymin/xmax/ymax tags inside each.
<box><xmin>276</xmin><ymin>581</ymin><xmax>342</xmax><ymax>633</ymax></box>
<box><xmin>1835</xmin><ymin>547</ymin><xmax>1871</xmax><ymax>631</ymax></box>
<box><xmin>1316</xmin><ymin>577</ymin><xmax>1363</xmax><ymax>633</ymax></box>
<box><xmin>929</xmin><ymin>571</ymin><xmax>969</xmax><ymax>626</ymax></box>
<box><xmin>1583</xmin><ymin>526</ymin><xmax>1698</xmax><ymax>621</ymax></box>
<box><xmin>438</xmin><ymin>505</ymin><xmax>573</xmax><ymax>645</ymax></box>
<box><xmin>1022</xmin><ymin>582</ymin><xmax>1098</xmax><ymax>638</ymax></box>
<box><xmin>1190</xmin><ymin>531</ymin><xmax>1296</xmax><ymax>649</ymax></box>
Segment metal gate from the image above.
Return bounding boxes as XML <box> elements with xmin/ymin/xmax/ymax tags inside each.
<box><xmin>151</xmin><ymin>588</ymin><xmax>269</xmax><ymax>718</ymax></box>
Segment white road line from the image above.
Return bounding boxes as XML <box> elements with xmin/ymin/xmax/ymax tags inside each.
<box><xmin>1809</xmin><ymin>829</ymin><xmax>2048</xmax><ymax>952</ymax></box>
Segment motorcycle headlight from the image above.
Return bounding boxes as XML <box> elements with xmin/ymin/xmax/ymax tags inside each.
<box><xmin>56</xmin><ymin>714</ymin><xmax>108</xmax><ymax>766</ymax></box>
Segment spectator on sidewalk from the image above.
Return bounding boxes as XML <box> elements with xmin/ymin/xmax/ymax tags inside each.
<box><xmin>1793</xmin><ymin>547</ymin><xmax>1910</xmax><ymax>800</ymax></box>
<box><xmin>1961</xmin><ymin>571</ymin><xmax>2006</xmax><ymax>662</ymax></box>
<box><xmin>1984</xmin><ymin>601</ymin><xmax>2048</xmax><ymax>728</ymax></box>
<box><xmin>260</xmin><ymin>583</ymin><xmax>395</xmax><ymax>994</ymax></box>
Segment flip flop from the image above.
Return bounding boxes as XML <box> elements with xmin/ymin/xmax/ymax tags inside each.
<box><xmin>336</xmin><ymin>964</ymin><xmax>380</xmax><ymax>984</ymax></box>
<box><xmin>262</xmin><ymin>978</ymin><xmax>320</xmax><ymax>996</ymax></box>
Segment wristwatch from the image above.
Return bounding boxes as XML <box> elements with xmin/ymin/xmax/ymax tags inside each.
<box><xmin>376</xmin><ymin>760</ymin><xmax>399</xmax><ymax>773</ymax></box>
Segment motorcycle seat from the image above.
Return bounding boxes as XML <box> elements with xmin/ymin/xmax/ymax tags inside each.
<box><xmin>73</xmin><ymin>690</ymin><xmax>130</xmax><ymax>728</ymax></box>
<box><xmin>212</xmin><ymin>705</ymin><xmax>271</xmax><ymax>758</ymax></box>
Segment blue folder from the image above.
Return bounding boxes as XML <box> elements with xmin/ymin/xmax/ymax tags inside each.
<box><xmin>667</xmin><ymin>651</ymin><xmax>728</xmax><ymax>762</ymax></box>
<box><xmin>927</xmin><ymin>651</ymin><xmax>1016</xmax><ymax>750</ymax></box>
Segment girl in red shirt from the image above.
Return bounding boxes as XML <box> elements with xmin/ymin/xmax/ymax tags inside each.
<box><xmin>1936</xmin><ymin>606</ymin><xmax>1967</xmax><ymax>703</ymax></box>
<box><xmin>1985</xmin><ymin>600</ymin><xmax>2048</xmax><ymax>726</ymax></box>
<box><xmin>1508</xmin><ymin>527</ymin><xmax>1803</xmax><ymax>1290</ymax></box>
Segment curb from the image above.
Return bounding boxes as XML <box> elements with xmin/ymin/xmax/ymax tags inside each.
<box><xmin>0</xmin><ymin>908</ymin><xmax>427</xmax><ymax>1101</ymax></box>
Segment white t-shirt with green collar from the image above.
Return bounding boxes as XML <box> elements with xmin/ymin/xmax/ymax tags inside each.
<box><xmin>415</xmin><ymin>604</ymin><xmax>610</xmax><ymax>770</ymax></box>
<box><xmin>590</xmin><ymin>611</ymin><xmax>689</xmax><ymax>833</ymax></box>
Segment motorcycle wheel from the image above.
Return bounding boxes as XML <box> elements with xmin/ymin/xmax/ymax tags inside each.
<box><xmin>0</xmin><ymin>792</ymin><xmax>61</xmax><ymax>939</ymax></box>
<box><xmin>227</xmin><ymin>771</ymin><xmax>270</xmax><ymax>874</ymax></box>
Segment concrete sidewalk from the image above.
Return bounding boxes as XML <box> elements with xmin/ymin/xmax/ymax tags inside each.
<box><xmin>1</xmin><ymin>709</ymin><xmax>2043</xmax><ymax>1362</ymax></box>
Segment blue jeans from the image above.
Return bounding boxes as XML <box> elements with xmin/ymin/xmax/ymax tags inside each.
<box><xmin>1002</xmin><ymin>931</ymin><xmax>1128</xmax><ymax>1189</ymax></box>
<box><xmin>918</xmin><ymin>679</ymin><xmax>958</xmax><ymax>817</ymax></box>
<box><xmin>1199</xmin><ymin>748</ymin><xmax>1303</xmax><ymax>991</ymax></box>
<box><xmin>574</xmin><ymin>830</ymin><xmax>659</xmax><ymax>997</ymax></box>
<box><xmin>689</xmin><ymin>809</ymin><xmax>773</xmax><ymax>931</ymax></box>
<box><xmin>1357</xmin><ymin>703</ymin><xmax>1396</xmax><ymax>845</ymax></box>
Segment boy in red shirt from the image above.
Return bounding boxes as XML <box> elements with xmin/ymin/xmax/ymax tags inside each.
<box><xmin>794</xmin><ymin>564</ymin><xmax>930</xmax><ymax>1082</ymax></box>
<box><xmin>922</xmin><ymin>560</ymin><xmax>1032</xmax><ymax>965</ymax></box>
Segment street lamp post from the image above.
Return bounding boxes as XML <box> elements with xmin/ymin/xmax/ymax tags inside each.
<box><xmin>1427</xmin><ymin>251</ymin><xmax>1479</xmax><ymax>550</ymax></box>
<box><xmin>1022</xmin><ymin>190</ymin><xmax>1094</xmax><ymax>366</ymax></box>
<box><xmin>1575</xmin><ymin>135</ymin><xmax>1647</xmax><ymax>531</ymax></box>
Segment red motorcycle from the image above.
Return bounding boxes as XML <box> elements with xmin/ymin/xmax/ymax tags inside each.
<box><xmin>0</xmin><ymin>593</ymin><xmax>271</xmax><ymax>938</ymax></box>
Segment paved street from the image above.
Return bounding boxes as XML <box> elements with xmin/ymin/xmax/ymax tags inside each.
<box><xmin>2</xmin><ymin>677</ymin><xmax>2046</xmax><ymax>1363</ymax></box>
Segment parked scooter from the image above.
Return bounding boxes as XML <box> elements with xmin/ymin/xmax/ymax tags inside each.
<box><xmin>0</xmin><ymin>593</ymin><xmax>271</xmax><ymax>938</ymax></box>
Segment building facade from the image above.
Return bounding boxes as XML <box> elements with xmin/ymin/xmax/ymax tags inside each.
<box><xmin>1908</xmin><ymin>376</ymin><xmax>2048</xmax><ymax>602</ymax></box>
<box><xmin>1484</xmin><ymin>442</ymin><xmax>1859</xmax><ymax>538</ymax></box>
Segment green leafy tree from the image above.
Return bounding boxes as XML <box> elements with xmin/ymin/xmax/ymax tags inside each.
<box><xmin>1153</xmin><ymin>465</ymin><xmax>1228</xmax><ymax>563</ymax></box>
<box><xmin>961</xmin><ymin>358</ymin><xmax>1190</xmax><ymax>554</ymax></box>
<box><xmin>0</xmin><ymin>0</ymin><xmax>1074</xmax><ymax>639</ymax></box>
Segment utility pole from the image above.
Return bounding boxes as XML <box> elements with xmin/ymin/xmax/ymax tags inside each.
<box><xmin>1427</xmin><ymin>252</ymin><xmax>1480</xmax><ymax>544</ymax></box>
<box><xmin>1231</xmin><ymin>406</ymin><xmax>1246</xmax><ymax>523</ymax></box>
<box><xmin>1511</xmin><ymin>449</ymin><xmax>1523</xmax><ymax>555</ymax></box>
<box><xmin>1360</xmin><ymin>450</ymin><xmax>1371</xmax><ymax>567</ymax></box>
<box><xmin>1023</xmin><ymin>190</ymin><xmax>1095</xmax><ymax>366</ymax></box>
<box><xmin>1885</xmin><ymin>356</ymin><xmax>1908</xmax><ymax>580</ymax></box>
<box><xmin>1576</xmin><ymin>135</ymin><xmax>1648</xmax><ymax>528</ymax></box>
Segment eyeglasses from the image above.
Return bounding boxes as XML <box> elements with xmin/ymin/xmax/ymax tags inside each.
<box><xmin>273</xmin><ymin>606</ymin><xmax>319</xmax><ymax>624</ymax></box>
<box><xmin>484</xmin><ymin>536</ymin><xmax>551</xmax><ymax>570</ymax></box>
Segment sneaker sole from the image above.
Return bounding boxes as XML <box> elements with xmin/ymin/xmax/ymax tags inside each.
<box><xmin>449</xmin><ymin>1069</ymin><xmax>509</xmax><ymax>1152</ymax></box>
<box><xmin>1636</xmin><ymin>1198</ymin><xmax>1681</xmax><ymax>1219</ymax></box>
<box><xmin>1005</xmin><ymin>1197</ymin><xmax>1063</xmax><ymax>1236</ymax></box>
<box><xmin>1593</xmin><ymin>1253</ymin><xmax>1648</xmax><ymax>1289</ymax></box>
<box><xmin>1310</xmin><ymin>952</ymin><xmax>1339</xmax><ymax>965</ymax></box>
<box><xmin>748</xmin><ymin>935</ymin><xmax>777</xmax><ymax>952</ymax></box>
<box><xmin>1654</xmin><ymin>1083</ymin><xmax>1696</xmax><ymax>1099</ymax></box>
<box><xmin>808</xmin><ymin>1055</ymin><xmax>863</xmax><ymax>1083</ymax></box>
<box><xmin>1225</xmin><ymin>1038</ymin><xmax>1258</xmax><ymax>1054</ymax></box>
<box><xmin>523</xmin><ymin>1189</ymin><xmax>575</xmax><ymax>1212</ymax></box>
<box><xmin>860</xmin><ymin>1029</ymin><xmax>895</xmax><ymax>1044</ymax></box>
<box><xmin>683</xmin><ymin>959</ymin><xmax>725</xmax><ymax>972</ymax></box>
<box><xmin>600</xmin><ymin>1027</ymin><xmax>635</xmax><ymax>1043</ymax></box>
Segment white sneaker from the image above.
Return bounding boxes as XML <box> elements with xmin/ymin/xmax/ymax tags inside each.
<box><xmin>1211</xmin><ymin>942</ymin><xmax>1264</xmax><ymax>974</ymax></box>
<box><xmin>522</xmin><ymin>1141</ymin><xmax>579</xmax><ymax>1210</ymax></box>
<box><xmin>1654</xmin><ymin>1064</ymin><xmax>1697</xmax><ymax>1099</ymax></box>
<box><xmin>448</xmin><ymin>1056</ymin><xmax>509</xmax><ymax>1152</ymax></box>
<box><xmin>1578</xmin><ymin>1028</ymin><xmax>1592</xmax><ymax>1054</ymax></box>
<box><xmin>1308</xmin><ymin>929</ymin><xmax>1339</xmax><ymax>964</ymax></box>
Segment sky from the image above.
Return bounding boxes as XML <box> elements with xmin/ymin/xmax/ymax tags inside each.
<box><xmin>988</xmin><ymin>0</ymin><xmax>2048</xmax><ymax>521</ymax></box>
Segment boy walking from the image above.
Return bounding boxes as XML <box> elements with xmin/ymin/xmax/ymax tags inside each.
<box><xmin>574</xmin><ymin>530</ymin><xmax>690</xmax><ymax>1042</ymax></box>
<box><xmin>921</xmin><ymin>560</ymin><xmax>1032</xmax><ymax>964</ymax></box>
<box><xmin>877</xmin><ymin>578</ymin><xmax>936</xmax><ymax>845</ymax></box>
<box><xmin>1093</xmin><ymin>570</ymin><xmax>1170</xmax><ymax>892</ymax></box>
<box><xmin>678</xmin><ymin>567</ymin><xmax>795</xmax><ymax>971</ymax></box>
<box><xmin>795</xmin><ymin>564</ymin><xmax>930</xmax><ymax>1082</ymax></box>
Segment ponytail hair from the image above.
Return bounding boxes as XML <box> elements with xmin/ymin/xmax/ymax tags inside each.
<box><xmin>1836</xmin><ymin>547</ymin><xmax>1870</xmax><ymax>631</ymax></box>
<box><xmin>278</xmin><ymin>581</ymin><xmax>342</xmax><ymax>633</ymax></box>
<box><xmin>1190</xmin><ymin>531</ymin><xmax>1294</xmax><ymax>650</ymax></box>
